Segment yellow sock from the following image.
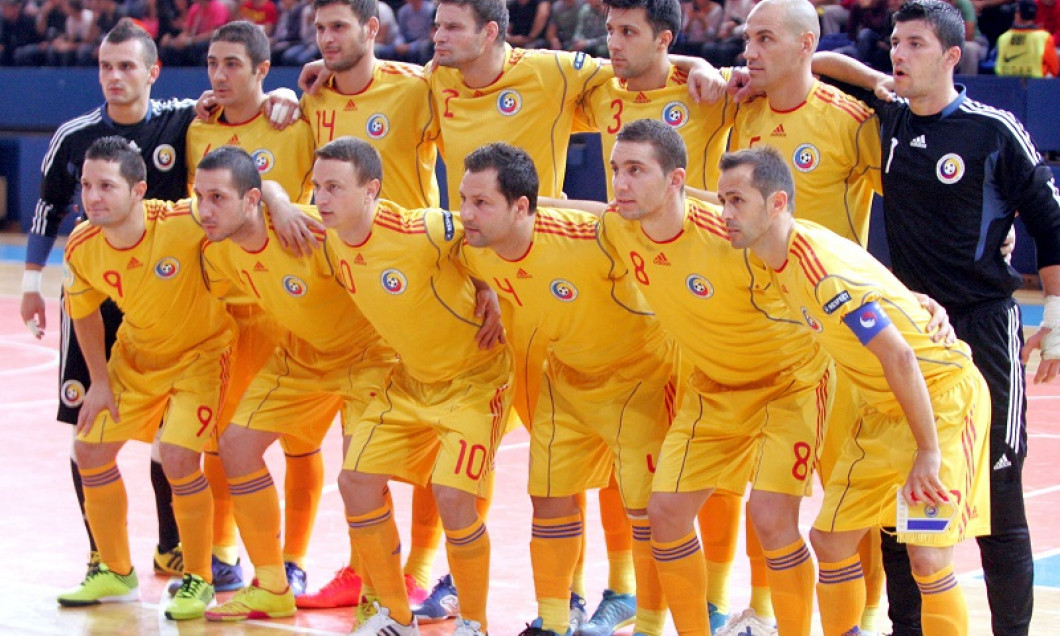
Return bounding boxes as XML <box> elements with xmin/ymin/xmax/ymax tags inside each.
<box><xmin>816</xmin><ymin>554</ymin><xmax>865</xmax><ymax>636</ymax></box>
<box><xmin>445</xmin><ymin>517</ymin><xmax>490</xmax><ymax>630</ymax></box>
<box><xmin>600</xmin><ymin>481</ymin><xmax>635</xmax><ymax>595</ymax></box>
<box><xmin>860</xmin><ymin>531</ymin><xmax>883</xmax><ymax>632</ymax></box>
<box><xmin>170</xmin><ymin>470</ymin><xmax>214</xmax><ymax>582</ymax></box>
<box><xmin>229</xmin><ymin>468</ymin><xmax>285</xmax><ymax>592</ymax></box>
<box><xmin>745</xmin><ymin>512</ymin><xmax>774</xmax><ymax>619</ymax></box>
<box><xmin>915</xmin><ymin>565</ymin><xmax>966</xmax><ymax>635</ymax></box>
<box><xmin>700</xmin><ymin>492</ymin><xmax>740</xmax><ymax>613</ymax></box>
<box><xmin>531</xmin><ymin>513</ymin><xmax>582</xmax><ymax>633</ymax></box>
<box><xmin>630</xmin><ymin>516</ymin><xmax>665</xmax><ymax>635</ymax></box>
<box><xmin>81</xmin><ymin>462</ymin><xmax>131</xmax><ymax>575</ymax></box>
<box><xmin>405</xmin><ymin>484</ymin><xmax>442</xmax><ymax>588</ymax></box>
<box><xmin>281</xmin><ymin>450</ymin><xmax>323</xmax><ymax>567</ymax></box>
<box><xmin>762</xmin><ymin>538</ymin><xmax>814</xmax><ymax>635</ymax></box>
<box><xmin>572</xmin><ymin>491</ymin><xmax>587</xmax><ymax>598</ymax></box>
<box><xmin>348</xmin><ymin>503</ymin><xmax>410</xmax><ymax>624</ymax></box>
<box><xmin>652</xmin><ymin>531</ymin><xmax>706</xmax><ymax>635</ymax></box>
<box><xmin>204</xmin><ymin>451</ymin><xmax>238</xmax><ymax>564</ymax></box>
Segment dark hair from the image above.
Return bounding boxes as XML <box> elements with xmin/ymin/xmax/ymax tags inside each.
<box><xmin>1017</xmin><ymin>0</ymin><xmax>1037</xmax><ymax>21</ymax></box>
<box><xmin>85</xmin><ymin>136</ymin><xmax>147</xmax><ymax>186</ymax></box>
<box><xmin>603</xmin><ymin>0</ymin><xmax>682</xmax><ymax>44</ymax></box>
<box><xmin>436</xmin><ymin>0</ymin><xmax>508</xmax><ymax>40</ymax></box>
<box><xmin>615</xmin><ymin>119</ymin><xmax>687</xmax><ymax>174</ymax></box>
<box><xmin>197</xmin><ymin>146</ymin><xmax>263</xmax><ymax>197</ymax></box>
<box><xmin>892</xmin><ymin>0</ymin><xmax>965</xmax><ymax>50</ymax></box>
<box><xmin>464</xmin><ymin>143</ymin><xmax>539</xmax><ymax>212</ymax></box>
<box><xmin>211</xmin><ymin>20</ymin><xmax>271</xmax><ymax>67</ymax></box>
<box><xmin>313</xmin><ymin>0</ymin><xmax>379</xmax><ymax>23</ymax></box>
<box><xmin>719</xmin><ymin>146</ymin><xmax>795</xmax><ymax>209</ymax></box>
<box><xmin>315</xmin><ymin>136</ymin><xmax>384</xmax><ymax>189</ymax></box>
<box><xmin>103</xmin><ymin>17</ymin><xmax>158</xmax><ymax>67</ymax></box>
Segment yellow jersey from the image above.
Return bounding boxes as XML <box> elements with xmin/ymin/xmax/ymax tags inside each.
<box><xmin>324</xmin><ymin>200</ymin><xmax>504</xmax><ymax>383</ymax></box>
<box><xmin>186</xmin><ymin>107</ymin><xmax>316</xmax><ymax>203</ymax></box>
<box><xmin>200</xmin><ymin>204</ymin><xmax>382</xmax><ymax>355</ymax></box>
<box><xmin>599</xmin><ymin>197</ymin><xmax>822</xmax><ymax>386</ymax></box>
<box><xmin>579</xmin><ymin>65</ymin><xmax>736</xmax><ymax>198</ymax></box>
<box><xmin>426</xmin><ymin>46</ymin><xmax>611</xmax><ymax>206</ymax></box>
<box><xmin>460</xmin><ymin>207</ymin><xmax>667</xmax><ymax>372</ymax></box>
<box><xmin>730</xmin><ymin>81</ymin><xmax>882</xmax><ymax>246</ymax></box>
<box><xmin>301</xmin><ymin>62</ymin><xmax>441</xmax><ymax>208</ymax></box>
<box><xmin>64</xmin><ymin>199</ymin><xmax>234</xmax><ymax>355</ymax></box>
<box><xmin>769</xmin><ymin>220</ymin><xmax>978</xmax><ymax>412</ymax></box>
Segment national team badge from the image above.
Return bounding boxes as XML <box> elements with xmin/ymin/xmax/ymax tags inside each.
<box><xmin>792</xmin><ymin>144</ymin><xmax>820</xmax><ymax>173</ymax></box>
<box><xmin>801</xmin><ymin>307</ymin><xmax>823</xmax><ymax>332</ymax></box>
<box><xmin>662</xmin><ymin>102</ymin><xmax>689</xmax><ymax>129</ymax></box>
<box><xmin>60</xmin><ymin>380</ymin><xmax>85</xmax><ymax>408</ymax></box>
<box><xmin>283</xmin><ymin>275</ymin><xmax>308</xmax><ymax>297</ymax></box>
<box><xmin>859</xmin><ymin>309</ymin><xmax>878</xmax><ymax>329</ymax></box>
<box><xmin>153</xmin><ymin>144</ymin><xmax>176</xmax><ymax>172</ymax></box>
<box><xmin>62</xmin><ymin>263</ymin><xmax>75</xmax><ymax>288</ymax></box>
<box><xmin>366</xmin><ymin>113</ymin><xmax>390</xmax><ymax>140</ymax></box>
<box><xmin>550</xmin><ymin>279</ymin><xmax>578</xmax><ymax>302</ymax></box>
<box><xmin>685</xmin><ymin>274</ymin><xmax>713</xmax><ymax>298</ymax></box>
<box><xmin>497</xmin><ymin>90</ymin><xmax>522</xmax><ymax>116</ymax></box>
<box><xmin>936</xmin><ymin>153</ymin><xmax>965</xmax><ymax>184</ymax></box>
<box><xmin>251</xmin><ymin>149</ymin><xmax>275</xmax><ymax>174</ymax></box>
<box><xmin>154</xmin><ymin>257</ymin><xmax>180</xmax><ymax>279</ymax></box>
<box><xmin>381</xmin><ymin>268</ymin><xmax>408</xmax><ymax>294</ymax></box>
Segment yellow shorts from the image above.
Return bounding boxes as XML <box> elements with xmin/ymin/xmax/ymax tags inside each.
<box><xmin>817</xmin><ymin>374</ymin><xmax>858</xmax><ymax>486</ymax></box>
<box><xmin>344</xmin><ymin>347</ymin><xmax>513</xmax><ymax>498</ymax></box>
<box><xmin>231</xmin><ymin>334</ymin><xmax>396</xmax><ymax>449</ymax></box>
<box><xmin>653</xmin><ymin>355</ymin><xmax>833</xmax><ymax>497</ymax></box>
<box><xmin>528</xmin><ymin>341</ymin><xmax>677</xmax><ymax>509</ymax></box>
<box><xmin>814</xmin><ymin>367</ymin><xmax>992</xmax><ymax>547</ymax></box>
<box><xmin>77</xmin><ymin>337</ymin><xmax>232</xmax><ymax>453</ymax></box>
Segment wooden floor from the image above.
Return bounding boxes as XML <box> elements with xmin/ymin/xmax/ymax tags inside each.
<box><xmin>2</xmin><ymin>243</ymin><xmax>1060</xmax><ymax>635</ymax></box>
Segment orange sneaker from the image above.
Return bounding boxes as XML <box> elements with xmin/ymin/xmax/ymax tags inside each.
<box><xmin>296</xmin><ymin>566</ymin><xmax>362</xmax><ymax>609</ymax></box>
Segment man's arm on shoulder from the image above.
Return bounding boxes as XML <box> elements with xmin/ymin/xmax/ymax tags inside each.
<box><xmin>812</xmin><ymin>51</ymin><xmax>895</xmax><ymax>100</ymax></box>
<box><xmin>260</xmin><ymin>180</ymin><xmax>325</xmax><ymax>255</ymax></box>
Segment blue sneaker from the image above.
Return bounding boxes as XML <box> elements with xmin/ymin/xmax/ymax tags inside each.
<box><xmin>569</xmin><ymin>592</ymin><xmax>588</xmax><ymax>633</ymax></box>
<box><xmin>708</xmin><ymin>602</ymin><xmax>730</xmax><ymax>634</ymax></box>
<box><xmin>411</xmin><ymin>573</ymin><xmax>459</xmax><ymax>623</ymax></box>
<box><xmin>212</xmin><ymin>556</ymin><xmax>244</xmax><ymax>592</ymax></box>
<box><xmin>576</xmin><ymin>589</ymin><xmax>636</xmax><ymax>635</ymax></box>
<box><xmin>285</xmin><ymin>561</ymin><xmax>307</xmax><ymax>597</ymax></box>
<box><xmin>520</xmin><ymin>617</ymin><xmax>572</xmax><ymax>635</ymax></box>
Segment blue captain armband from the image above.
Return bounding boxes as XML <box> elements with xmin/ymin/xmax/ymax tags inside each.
<box><xmin>842</xmin><ymin>301</ymin><xmax>892</xmax><ymax>345</ymax></box>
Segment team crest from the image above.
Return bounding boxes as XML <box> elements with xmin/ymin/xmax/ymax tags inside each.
<box><xmin>792</xmin><ymin>144</ymin><xmax>820</xmax><ymax>173</ymax></box>
<box><xmin>801</xmin><ymin>307</ymin><xmax>823</xmax><ymax>332</ymax></box>
<box><xmin>685</xmin><ymin>274</ymin><xmax>713</xmax><ymax>298</ymax></box>
<box><xmin>858</xmin><ymin>309</ymin><xmax>878</xmax><ymax>329</ymax></box>
<box><xmin>662</xmin><ymin>102</ymin><xmax>689</xmax><ymax>129</ymax></box>
<box><xmin>497</xmin><ymin>90</ymin><xmax>522</xmax><ymax>116</ymax></box>
<box><xmin>251</xmin><ymin>149</ymin><xmax>275</xmax><ymax>174</ymax></box>
<box><xmin>936</xmin><ymin>153</ymin><xmax>965</xmax><ymax>184</ymax></box>
<box><xmin>366</xmin><ymin>113</ymin><xmax>390</xmax><ymax>140</ymax></box>
<box><xmin>154</xmin><ymin>257</ymin><xmax>180</xmax><ymax>279</ymax></box>
<box><xmin>60</xmin><ymin>380</ymin><xmax>85</xmax><ymax>408</ymax></box>
<box><xmin>283</xmin><ymin>275</ymin><xmax>308</xmax><ymax>297</ymax></box>
<box><xmin>550</xmin><ymin>279</ymin><xmax>578</xmax><ymax>302</ymax></box>
<box><xmin>62</xmin><ymin>263</ymin><xmax>75</xmax><ymax>288</ymax></box>
<box><xmin>153</xmin><ymin>144</ymin><xmax>176</xmax><ymax>172</ymax></box>
<box><xmin>381</xmin><ymin>268</ymin><xmax>408</xmax><ymax>294</ymax></box>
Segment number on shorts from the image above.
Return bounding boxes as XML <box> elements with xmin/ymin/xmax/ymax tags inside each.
<box><xmin>791</xmin><ymin>441</ymin><xmax>811</xmax><ymax>480</ymax></box>
<box><xmin>196</xmin><ymin>406</ymin><xmax>213</xmax><ymax>437</ymax></box>
<box><xmin>455</xmin><ymin>439</ymin><xmax>487</xmax><ymax>480</ymax></box>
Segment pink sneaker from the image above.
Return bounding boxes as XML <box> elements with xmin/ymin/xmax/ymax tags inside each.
<box><xmin>405</xmin><ymin>574</ymin><xmax>429</xmax><ymax>605</ymax></box>
<box><xmin>296</xmin><ymin>567</ymin><xmax>362</xmax><ymax>609</ymax></box>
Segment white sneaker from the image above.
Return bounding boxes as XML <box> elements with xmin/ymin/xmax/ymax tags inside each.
<box><xmin>715</xmin><ymin>608</ymin><xmax>778</xmax><ymax>636</ymax></box>
<box><xmin>452</xmin><ymin>617</ymin><xmax>487</xmax><ymax>636</ymax></box>
<box><xmin>349</xmin><ymin>602</ymin><xmax>420</xmax><ymax>635</ymax></box>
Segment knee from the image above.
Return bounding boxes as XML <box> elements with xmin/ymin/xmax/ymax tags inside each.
<box><xmin>647</xmin><ymin>495</ymin><xmax>691</xmax><ymax>539</ymax></box>
<box><xmin>158</xmin><ymin>443</ymin><xmax>200</xmax><ymax>479</ymax></box>
<box><xmin>907</xmin><ymin>547</ymin><xmax>950</xmax><ymax>578</ymax></box>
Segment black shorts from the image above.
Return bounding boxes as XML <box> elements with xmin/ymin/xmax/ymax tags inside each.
<box><xmin>57</xmin><ymin>297</ymin><xmax>123</xmax><ymax>425</ymax></box>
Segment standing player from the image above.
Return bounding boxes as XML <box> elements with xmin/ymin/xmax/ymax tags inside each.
<box><xmin>56</xmin><ymin>137</ymin><xmax>235</xmax><ymax>621</ymax></box>
<box><xmin>601</xmin><ymin>119</ymin><xmax>833</xmax><ymax>636</ymax></box>
<box><xmin>718</xmin><ymin>145</ymin><xmax>992</xmax><ymax>636</ymax></box>
<box><xmin>457</xmin><ymin>143</ymin><xmax>674</xmax><ymax>636</ymax></box>
<box><xmin>814</xmin><ymin>2</ymin><xmax>1060</xmax><ymax>633</ymax></box>
<box><xmin>296</xmin><ymin>137</ymin><xmax>511</xmax><ymax>636</ymax></box>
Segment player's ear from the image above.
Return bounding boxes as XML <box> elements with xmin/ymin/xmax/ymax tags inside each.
<box><xmin>366</xmin><ymin>16</ymin><xmax>380</xmax><ymax>39</ymax></box>
<box><xmin>769</xmin><ymin>189</ymin><xmax>788</xmax><ymax>217</ymax></box>
<box><xmin>246</xmin><ymin>187</ymin><xmax>263</xmax><ymax>208</ymax></box>
<box><xmin>132</xmin><ymin>179</ymin><xmax>148</xmax><ymax>200</ymax></box>
<box><xmin>484</xmin><ymin>20</ymin><xmax>500</xmax><ymax>45</ymax></box>
<box><xmin>516</xmin><ymin>195</ymin><xmax>531</xmax><ymax>217</ymax></box>
<box><xmin>668</xmin><ymin>167</ymin><xmax>686</xmax><ymax>192</ymax></box>
<box><xmin>256</xmin><ymin>59</ymin><xmax>271</xmax><ymax>80</ymax></box>
<box><xmin>943</xmin><ymin>44</ymin><xmax>961</xmax><ymax>71</ymax></box>
<box><xmin>147</xmin><ymin>61</ymin><xmax>161</xmax><ymax>85</ymax></box>
<box><xmin>366</xmin><ymin>178</ymin><xmax>381</xmax><ymax>200</ymax></box>
<box><xmin>658</xmin><ymin>29</ymin><xmax>673</xmax><ymax>51</ymax></box>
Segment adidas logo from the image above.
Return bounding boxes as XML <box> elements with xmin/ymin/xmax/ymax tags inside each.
<box><xmin>227</xmin><ymin>135</ymin><xmax>240</xmax><ymax>145</ymax></box>
<box><xmin>653</xmin><ymin>253</ymin><xmax>671</xmax><ymax>266</ymax></box>
<box><xmin>354</xmin><ymin>253</ymin><xmax>367</xmax><ymax>266</ymax></box>
<box><xmin>127</xmin><ymin>256</ymin><xmax>143</xmax><ymax>269</ymax></box>
<box><xmin>344</xmin><ymin>99</ymin><xmax>357</xmax><ymax>111</ymax></box>
<box><xmin>993</xmin><ymin>455</ymin><xmax>1012</xmax><ymax>471</ymax></box>
<box><xmin>634</xmin><ymin>92</ymin><xmax>650</xmax><ymax>104</ymax></box>
<box><xmin>910</xmin><ymin>134</ymin><xmax>927</xmax><ymax>149</ymax></box>
<box><xmin>516</xmin><ymin>268</ymin><xmax>532</xmax><ymax>279</ymax></box>
<box><xmin>771</xmin><ymin>124</ymin><xmax>786</xmax><ymax>136</ymax></box>
<box><xmin>253</xmin><ymin>261</ymin><xmax>268</xmax><ymax>272</ymax></box>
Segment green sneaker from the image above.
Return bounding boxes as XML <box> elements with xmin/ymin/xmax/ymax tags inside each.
<box><xmin>204</xmin><ymin>581</ymin><xmax>296</xmax><ymax>621</ymax></box>
<box><xmin>165</xmin><ymin>573</ymin><xmax>215</xmax><ymax>620</ymax></box>
<box><xmin>57</xmin><ymin>564</ymin><xmax>139</xmax><ymax>607</ymax></box>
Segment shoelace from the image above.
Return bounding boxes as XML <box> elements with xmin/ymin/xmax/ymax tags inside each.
<box><xmin>590</xmin><ymin>596</ymin><xmax>630</xmax><ymax>625</ymax></box>
<box><xmin>319</xmin><ymin>568</ymin><xmax>354</xmax><ymax>593</ymax></box>
<box><xmin>175</xmin><ymin>576</ymin><xmax>207</xmax><ymax>599</ymax></box>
